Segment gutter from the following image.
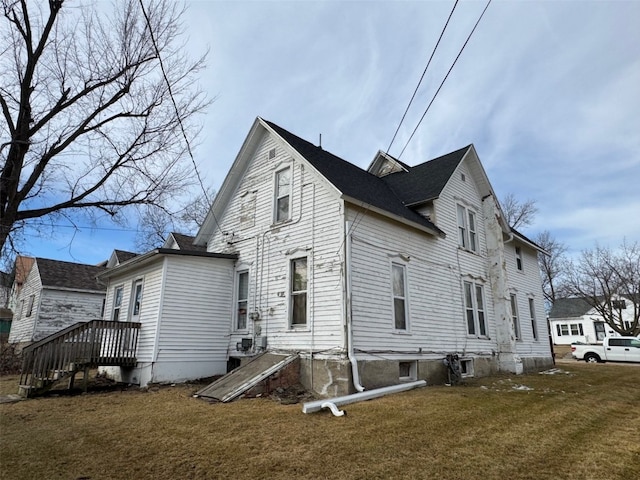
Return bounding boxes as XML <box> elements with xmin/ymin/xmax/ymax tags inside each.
<box><xmin>302</xmin><ymin>380</ymin><xmax>427</xmax><ymax>415</ymax></box>
<box><xmin>345</xmin><ymin>221</ymin><xmax>365</xmax><ymax>392</ymax></box>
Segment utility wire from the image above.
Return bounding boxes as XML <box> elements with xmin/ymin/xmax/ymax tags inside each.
<box><xmin>398</xmin><ymin>0</ymin><xmax>492</xmax><ymax>160</ymax></box>
<box><xmin>386</xmin><ymin>0</ymin><xmax>459</xmax><ymax>154</ymax></box>
<box><xmin>138</xmin><ymin>0</ymin><xmax>222</xmax><ymax>238</ymax></box>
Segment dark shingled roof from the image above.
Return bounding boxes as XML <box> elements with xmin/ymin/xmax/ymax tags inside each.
<box><xmin>36</xmin><ymin>258</ymin><xmax>106</xmax><ymax>292</ymax></box>
<box><xmin>264</xmin><ymin>120</ymin><xmax>444</xmax><ymax>236</ymax></box>
<box><xmin>113</xmin><ymin>250</ymin><xmax>138</xmax><ymax>263</ymax></box>
<box><xmin>549</xmin><ymin>298</ymin><xmax>594</xmax><ymax>318</ymax></box>
<box><xmin>170</xmin><ymin>232</ymin><xmax>206</xmax><ymax>252</ymax></box>
<box><xmin>381</xmin><ymin>146</ymin><xmax>471</xmax><ymax>205</ymax></box>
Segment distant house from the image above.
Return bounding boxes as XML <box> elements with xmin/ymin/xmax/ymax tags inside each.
<box><xmin>8</xmin><ymin>258</ymin><xmax>107</xmax><ymax>347</ymax></box>
<box><xmin>549</xmin><ymin>297</ymin><xmax>633</xmax><ymax>345</ymax></box>
<box><xmin>97</xmin><ymin>118</ymin><xmax>552</xmax><ymax>396</ymax></box>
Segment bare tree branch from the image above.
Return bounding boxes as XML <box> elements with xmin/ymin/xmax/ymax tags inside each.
<box><xmin>501</xmin><ymin>193</ymin><xmax>538</xmax><ymax>230</ymax></box>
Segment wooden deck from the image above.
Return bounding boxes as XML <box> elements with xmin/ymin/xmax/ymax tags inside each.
<box><xmin>19</xmin><ymin>320</ymin><xmax>141</xmax><ymax>397</ymax></box>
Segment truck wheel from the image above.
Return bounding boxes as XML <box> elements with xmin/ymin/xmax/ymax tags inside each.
<box><xmin>584</xmin><ymin>353</ymin><xmax>601</xmax><ymax>363</ymax></box>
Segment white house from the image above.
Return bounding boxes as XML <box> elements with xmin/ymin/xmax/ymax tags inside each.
<box><xmin>99</xmin><ymin>117</ymin><xmax>553</xmax><ymax>396</ymax></box>
<box><xmin>549</xmin><ymin>297</ymin><xmax>633</xmax><ymax>345</ymax></box>
<box><xmin>8</xmin><ymin>258</ymin><xmax>106</xmax><ymax>347</ymax></box>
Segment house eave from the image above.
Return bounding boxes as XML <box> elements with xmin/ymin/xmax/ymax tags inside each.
<box><xmin>97</xmin><ymin>249</ymin><xmax>238</xmax><ymax>279</ymax></box>
<box><xmin>42</xmin><ymin>286</ymin><xmax>106</xmax><ymax>294</ymax></box>
<box><xmin>342</xmin><ymin>194</ymin><xmax>445</xmax><ymax>238</ymax></box>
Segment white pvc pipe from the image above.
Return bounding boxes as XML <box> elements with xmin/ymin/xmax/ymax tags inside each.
<box><xmin>320</xmin><ymin>402</ymin><xmax>345</xmax><ymax>417</ymax></box>
<box><xmin>302</xmin><ymin>380</ymin><xmax>426</xmax><ymax>414</ymax></box>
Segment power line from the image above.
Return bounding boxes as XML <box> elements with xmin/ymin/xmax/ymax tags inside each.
<box><xmin>138</xmin><ymin>0</ymin><xmax>222</xmax><ymax>240</ymax></box>
<box><xmin>398</xmin><ymin>0</ymin><xmax>492</xmax><ymax>160</ymax></box>
<box><xmin>386</xmin><ymin>0</ymin><xmax>459</xmax><ymax>154</ymax></box>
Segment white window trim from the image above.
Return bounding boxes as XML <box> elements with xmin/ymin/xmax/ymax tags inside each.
<box><xmin>515</xmin><ymin>246</ymin><xmax>523</xmax><ymax>271</ymax></box>
<box><xmin>288</xmin><ymin>256</ymin><xmax>309</xmax><ymax>329</ymax></box>
<box><xmin>391</xmin><ymin>262</ymin><xmax>410</xmax><ymax>332</ymax></box>
<box><xmin>273</xmin><ymin>166</ymin><xmax>292</xmax><ymax>224</ymax></box>
<box><xmin>129</xmin><ymin>279</ymin><xmax>144</xmax><ymax>321</ymax></box>
<box><xmin>112</xmin><ymin>285</ymin><xmax>124</xmax><ymax>322</ymax></box>
<box><xmin>528</xmin><ymin>297</ymin><xmax>538</xmax><ymax>340</ymax></box>
<box><xmin>510</xmin><ymin>293</ymin><xmax>521</xmax><ymax>340</ymax></box>
<box><xmin>25</xmin><ymin>294</ymin><xmax>35</xmax><ymax>317</ymax></box>
<box><xmin>463</xmin><ymin>280</ymin><xmax>488</xmax><ymax>338</ymax></box>
<box><xmin>234</xmin><ymin>269</ymin><xmax>250</xmax><ymax>331</ymax></box>
<box><xmin>457</xmin><ymin>204</ymin><xmax>478</xmax><ymax>253</ymax></box>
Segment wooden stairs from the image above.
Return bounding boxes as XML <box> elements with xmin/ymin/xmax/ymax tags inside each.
<box><xmin>19</xmin><ymin>320</ymin><xmax>141</xmax><ymax>398</ymax></box>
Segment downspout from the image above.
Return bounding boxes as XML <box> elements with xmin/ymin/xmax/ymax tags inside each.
<box><xmin>345</xmin><ymin>220</ymin><xmax>365</xmax><ymax>392</ymax></box>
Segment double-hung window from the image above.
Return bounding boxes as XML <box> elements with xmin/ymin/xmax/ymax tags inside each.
<box><xmin>464</xmin><ymin>281</ymin><xmax>487</xmax><ymax>336</ymax></box>
<box><xmin>236</xmin><ymin>271</ymin><xmax>249</xmax><ymax>330</ymax></box>
<box><xmin>392</xmin><ymin>263</ymin><xmax>408</xmax><ymax>330</ymax></box>
<box><xmin>510</xmin><ymin>294</ymin><xmax>521</xmax><ymax>340</ymax></box>
<box><xmin>515</xmin><ymin>247</ymin><xmax>523</xmax><ymax>271</ymax></box>
<box><xmin>290</xmin><ymin>258</ymin><xmax>307</xmax><ymax>326</ymax></box>
<box><xmin>112</xmin><ymin>286</ymin><xmax>123</xmax><ymax>321</ymax></box>
<box><xmin>25</xmin><ymin>294</ymin><xmax>35</xmax><ymax>317</ymax></box>
<box><xmin>275</xmin><ymin>167</ymin><xmax>291</xmax><ymax>223</ymax></box>
<box><xmin>457</xmin><ymin>204</ymin><xmax>477</xmax><ymax>252</ymax></box>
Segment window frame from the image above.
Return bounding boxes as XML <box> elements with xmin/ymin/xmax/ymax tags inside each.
<box><xmin>25</xmin><ymin>294</ymin><xmax>35</xmax><ymax>317</ymax></box>
<box><xmin>463</xmin><ymin>281</ymin><xmax>487</xmax><ymax>337</ymax></box>
<box><xmin>235</xmin><ymin>270</ymin><xmax>249</xmax><ymax>331</ymax></box>
<box><xmin>289</xmin><ymin>257</ymin><xmax>308</xmax><ymax>328</ymax></box>
<box><xmin>510</xmin><ymin>293</ymin><xmax>521</xmax><ymax>340</ymax></box>
<box><xmin>528</xmin><ymin>298</ymin><xmax>538</xmax><ymax>340</ymax></box>
<box><xmin>391</xmin><ymin>262</ymin><xmax>409</xmax><ymax>331</ymax></box>
<box><xmin>456</xmin><ymin>204</ymin><xmax>478</xmax><ymax>253</ymax></box>
<box><xmin>274</xmin><ymin>166</ymin><xmax>291</xmax><ymax>223</ymax></box>
<box><xmin>112</xmin><ymin>285</ymin><xmax>124</xmax><ymax>322</ymax></box>
<box><xmin>515</xmin><ymin>246</ymin><xmax>523</xmax><ymax>271</ymax></box>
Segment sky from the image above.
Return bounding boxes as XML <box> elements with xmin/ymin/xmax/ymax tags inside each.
<box><xmin>15</xmin><ymin>0</ymin><xmax>640</xmax><ymax>266</ymax></box>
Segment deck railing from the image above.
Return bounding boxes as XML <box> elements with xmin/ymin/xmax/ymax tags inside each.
<box><xmin>19</xmin><ymin>320</ymin><xmax>141</xmax><ymax>395</ymax></box>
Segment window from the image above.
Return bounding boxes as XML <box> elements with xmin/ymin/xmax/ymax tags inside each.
<box><xmin>131</xmin><ymin>280</ymin><xmax>143</xmax><ymax>319</ymax></box>
<box><xmin>392</xmin><ymin>263</ymin><xmax>408</xmax><ymax>330</ymax></box>
<box><xmin>290</xmin><ymin>258</ymin><xmax>307</xmax><ymax>326</ymax></box>
<box><xmin>510</xmin><ymin>294</ymin><xmax>521</xmax><ymax>340</ymax></box>
<box><xmin>556</xmin><ymin>322</ymin><xmax>584</xmax><ymax>337</ymax></box>
<box><xmin>236</xmin><ymin>271</ymin><xmax>249</xmax><ymax>330</ymax></box>
<box><xmin>570</xmin><ymin>324</ymin><xmax>583</xmax><ymax>336</ymax></box>
<box><xmin>26</xmin><ymin>294</ymin><xmax>35</xmax><ymax>317</ymax></box>
<box><xmin>457</xmin><ymin>204</ymin><xmax>477</xmax><ymax>252</ymax></box>
<box><xmin>399</xmin><ymin>361</ymin><xmax>417</xmax><ymax>381</ymax></box>
<box><xmin>612</xmin><ymin>299</ymin><xmax>626</xmax><ymax>310</ymax></box>
<box><xmin>460</xmin><ymin>359</ymin><xmax>474</xmax><ymax>377</ymax></box>
<box><xmin>515</xmin><ymin>247</ymin><xmax>523</xmax><ymax>271</ymax></box>
<box><xmin>275</xmin><ymin>167</ymin><xmax>291</xmax><ymax>222</ymax></box>
<box><xmin>112</xmin><ymin>286</ymin><xmax>123</xmax><ymax>321</ymax></box>
<box><xmin>528</xmin><ymin>298</ymin><xmax>538</xmax><ymax>340</ymax></box>
<box><xmin>464</xmin><ymin>282</ymin><xmax>487</xmax><ymax>336</ymax></box>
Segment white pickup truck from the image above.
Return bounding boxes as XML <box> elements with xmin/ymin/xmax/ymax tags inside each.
<box><xmin>571</xmin><ymin>336</ymin><xmax>640</xmax><ymax>363</ymax></box>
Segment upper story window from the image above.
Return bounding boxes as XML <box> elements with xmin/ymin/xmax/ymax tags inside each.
<box><xmin>457</xmin><ymin>204</ymin><xmax>477</xmax><ymax>252</ymax></box>
<box><xmin>392</xmin><ymin>263</ymin><xmax>408</xmax><ymax>331</ymax></box>
<box><xmin>274</xmin><ymin>167</ymin><xmax>291</xmax><ymax>223</ymax></box>
<box><xmin>290</xmin><ymin>257</ymin><xmax>307</xmax><ymax>327</ymax></box>
<box><xmin>515</xmin><ymin>246</ymin><xmax>523</xmax><ymax>271</ymax></box>
<box><xmin>25</xmin><ymin>294</ymin><xmax>35</xmax><ymax>317</ymax></box>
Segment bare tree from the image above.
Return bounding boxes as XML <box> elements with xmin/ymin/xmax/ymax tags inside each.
<box><xmin>534</xmin><ymin>230</ymin><xmax>569</xmax><ymax>308</ymax></box>
<box><xmin>565</xmin><ymin>241</ymin><xmax>640</xmax><ymax>336</ymax></box>
<box><xmin>0</xmin><ymin>0</ymin><xmax>209</xmax><ymax>258</ymax></box>
<box><xmin>134</xmin><ymin>186</ymin><xmax>215</xmax><ymax>251</ymax></box>
<box><xmin>501</xmin><ymin>193</ymin><xmax>538</xmax><ymax>230</ymax></box>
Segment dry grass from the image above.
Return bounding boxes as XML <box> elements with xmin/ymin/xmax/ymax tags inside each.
<box><xmin>1</xmin><ymin>362</ymin><xmax>639</xmax><ymax>480</ymax></box>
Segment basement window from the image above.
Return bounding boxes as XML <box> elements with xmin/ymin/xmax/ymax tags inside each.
<box><xmin>399</xmin><ymin>361</ymin><xmax>417</xmax><ymax>381</ymax></box>
<box><xmin>460</xmin><ymin>359</ymin><xmax>474</xmax><ymax>377</ymax></box>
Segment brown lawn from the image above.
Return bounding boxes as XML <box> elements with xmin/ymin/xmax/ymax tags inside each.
<box><xmin>1</xmin><ymin>362</ymin><xmax>639</xmax><ymax>480</ymax></box>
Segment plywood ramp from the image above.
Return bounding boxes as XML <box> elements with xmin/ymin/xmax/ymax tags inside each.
<box><xmin>195</xmin><ymin>352</ymin><xmax>298</xmax><ymax>402</ymax></box>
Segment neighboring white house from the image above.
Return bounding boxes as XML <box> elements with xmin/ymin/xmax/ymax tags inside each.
<box><xmin>99</xmin><ymin>117</ymin><xmax>553</xmax><ymax>396</ymax></box>
<box><xmin>8</xmin><ymin>258</ymin><xmax>107</xmax><ymax>346</ymax></box>
<box><xmin>549</xmin><ymin>297</ymin><xmax>633</xmax><ymax>345</ymax></box>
